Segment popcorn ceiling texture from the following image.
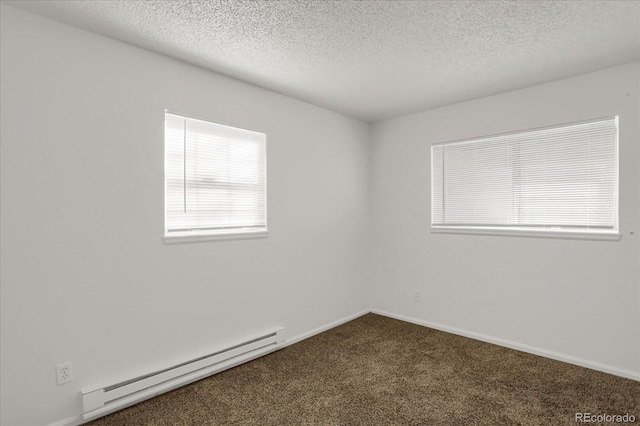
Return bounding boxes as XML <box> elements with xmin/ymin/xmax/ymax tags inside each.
<box><xmin>6</xmin><ymin>0</ymin><xmax>640</xmax><ymax>122</ymax></box>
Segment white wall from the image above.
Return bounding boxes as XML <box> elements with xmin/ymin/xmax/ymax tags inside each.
<box><xmin>2</xmin><ymin>4</ymin><xmax>639</xmax><ymax>426</ymax></box>
<box><xmin>370</xmin><ymin>62</ymin><xmax>640</xmax><ymax>378</ymax></box>
<box><xmin>0</xmin><ymin>5</ymin><xmax>370</xmax><ymax>426</ymax></box>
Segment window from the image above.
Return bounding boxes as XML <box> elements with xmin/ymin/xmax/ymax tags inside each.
<box><xmin>431</xmin><ymin>116</ymin><xmax>618</xmax><ymax>237</ymax></box>
<box><xmin>164</xmin><ymin>112</ymin><xmax>267</xmax><ymax>241</ymax></box>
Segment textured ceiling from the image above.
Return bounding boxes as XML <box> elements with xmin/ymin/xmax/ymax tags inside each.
<box><xmin>5</xmin><ymin>0</ymin><xmax>640</xmax><ymax>122</ymax></box>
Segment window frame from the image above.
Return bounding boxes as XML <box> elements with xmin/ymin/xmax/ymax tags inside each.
<box><xmin>430</xmin><ymin>117</ymin><xmax>621</xmax><ymax>241</ymax></box>
<box><xmin>163</xmin><ymin>110</ymin><xmax>269</xmax><ymax>244</ymax></box>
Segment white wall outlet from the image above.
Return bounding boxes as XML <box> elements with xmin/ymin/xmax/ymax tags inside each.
<box><xmin>56</xmin><ymin>362</ymin><xmax>73</xmax><ymax>385</ymax></box>
<box><xmin>414</xmin><ymin>290</ymin><xmax>421</xmax><ymax>302</ymax></box>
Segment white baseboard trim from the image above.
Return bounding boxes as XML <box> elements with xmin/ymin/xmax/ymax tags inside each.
<box><xmin>48</xmin><ymin>415</ymin><xmax>83</xmax><ymax>426</ymax></box>
<box><xmin>46</xmin><ymin>307</ymin><xmax>637</xmax><ymax>425</ymax></box>
<box><xmin>371</xmin><ymin>309</ymin><xmax>640</xmax><ymax>382</ymax></box>
<box><xmin>50</xmin><ymin>345</ymin><xmax>284</xmax><ymax>426</ymax></box>
<box><xmin>47</xmin><ymin>309</ymin><xmax>370</xmax><ymax>426</ymax></box>
<box><xmin>282</xmin><ymin>309</ymin><xmax>371</xmax><ymax>348</ymax></box>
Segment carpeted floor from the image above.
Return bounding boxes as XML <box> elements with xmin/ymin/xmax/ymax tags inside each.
<box><xmin>88</xmin><ymin>314</ymin><xmax>640</xmax><ymax>425</ymax></box>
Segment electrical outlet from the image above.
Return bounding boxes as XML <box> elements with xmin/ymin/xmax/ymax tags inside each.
<box><xmin>414</xmin><ymin>290</ymin><xmax>421</xmax><ymax>302</ymax></box>
<box><xmin>56</xmin><ymin>362</ymin><xmax>73</xmax><ymax>385</ymax></box>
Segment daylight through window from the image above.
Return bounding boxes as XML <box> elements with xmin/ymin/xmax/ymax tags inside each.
<box><xmin>431</xmin><ymin>117</ymin><xmax>618</xmax><ymax>235</ymax></box>
<box><xmin>165</xmin><ymin>112</ymin><xmax>267</xmax><ymax>238</ymax></box>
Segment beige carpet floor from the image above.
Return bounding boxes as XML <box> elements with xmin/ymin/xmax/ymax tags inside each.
<box><xmin>88</xmin><ymin>314</ymin><xmax>640</xmax><ymax>425</ymax></box>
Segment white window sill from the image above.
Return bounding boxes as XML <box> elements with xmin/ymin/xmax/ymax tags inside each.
<box><xmin>163</xmin><ymin>230</ymin><xmax>269</xmax><ymax>244</ymax></box>
<box><xmin>430</xmin><ymin>227</ymin><xmax>621</xmax><ymax>241</ymax></box>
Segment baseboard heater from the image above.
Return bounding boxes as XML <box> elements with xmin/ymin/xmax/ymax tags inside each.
<box><xmin>82</xmin><ymin>327</ymin><xmax>285</xmax><ymax>421</ymax></box>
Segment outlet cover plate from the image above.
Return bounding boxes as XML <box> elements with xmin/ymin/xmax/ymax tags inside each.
<box><xmin>56</xmin><ymin>362</ymin><xmax>73</xmax><ymax>385</ymax></box>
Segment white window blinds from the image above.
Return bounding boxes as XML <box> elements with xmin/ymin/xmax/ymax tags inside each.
<box><xmin>165</xmin><ymin>112</ymin><xmax>267</xmax><ymax>236</ymax></box>
<box><xmin>431</xmin><ymin>117</ymin><xmax>618</xmax><ymax>234</ymax></box>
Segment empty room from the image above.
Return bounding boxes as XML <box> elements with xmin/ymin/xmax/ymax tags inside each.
<box><xmin>1</xmin><ymin>1</ymin><xmax>639</xmax><ymax>425</ymax></box>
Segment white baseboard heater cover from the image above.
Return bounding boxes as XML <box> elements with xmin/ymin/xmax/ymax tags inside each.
<box><xmin>82</xmin><ymin>327</ymin><xmax>285</xmax><ymax>421</ymax></box>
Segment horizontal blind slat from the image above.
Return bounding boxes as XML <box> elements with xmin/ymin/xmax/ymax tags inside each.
<box><xmin>165</xmin><ymin>113</ymin><xmax>267</xmax><ymax>233</ymax></box>
<box><xmin>431</xmin><ymin>117</ymin><xmax>618</xmax><ymax>232</ymax></box>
